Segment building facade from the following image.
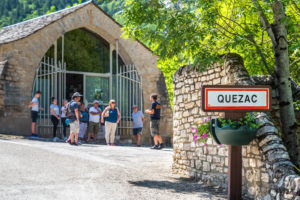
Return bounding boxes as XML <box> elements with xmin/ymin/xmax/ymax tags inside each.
<box><xmin>0</xmin><ymin>1</ymin><xmax>173</xmax><ymax>145</ymax></box>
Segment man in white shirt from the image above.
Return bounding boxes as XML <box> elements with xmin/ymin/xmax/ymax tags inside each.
<box><xmin>87</xmin><ymin>100</ymin><xmax>102</xmax><ymax>142</ymax></box>
<box><xmin>28</xmin><ymin>91</ymin><xmax>43</xmax><ymax>137</ymax></box>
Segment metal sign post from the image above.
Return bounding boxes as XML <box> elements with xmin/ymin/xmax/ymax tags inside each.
<box><xmin>201</xmin><ymin>85</ymin><xmax>271</xmax><ymax>200</ymax></box>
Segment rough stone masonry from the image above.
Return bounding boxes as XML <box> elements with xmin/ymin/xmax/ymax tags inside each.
<box><xmin>172</xmin><ymin>53</ymin><xmax>300</xmax><ymax>199</ymax></box>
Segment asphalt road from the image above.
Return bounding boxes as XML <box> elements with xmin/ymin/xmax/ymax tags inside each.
<box><xmin>0</xmin><ymin>135</ymin><xmax>226</xmax><ymax>200</ymax></box>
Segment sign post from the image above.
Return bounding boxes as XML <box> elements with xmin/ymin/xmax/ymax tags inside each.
<box><xmin>201</xmin><ymin>85</ymin><xmax>271</xmax><ymax>200</ymax></box>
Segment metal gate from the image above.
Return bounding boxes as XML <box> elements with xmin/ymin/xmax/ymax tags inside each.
<box><xmin>32</xmin><ymin>60</ymin><xmax>142</xmax><ymax>139</ymax></box>
<box><xmin>32</xmin><ymin>57</ymin><xmax>66</xmax><ymax>137</ymax></box>
<box><xmin>115</xmin><ymin>64</ymin><xmax>143</xmax><ymax>137</ymax></box>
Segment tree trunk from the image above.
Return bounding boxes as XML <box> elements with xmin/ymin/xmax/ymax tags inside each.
<box><xmin>272</xmin><ymin>1</ymin><xmax>299</xmax><ymax>165</ymax></box>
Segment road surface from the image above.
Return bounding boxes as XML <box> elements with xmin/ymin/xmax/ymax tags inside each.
<box><xmin>0</xmin><ymin>135</ymin><xmax>226</xmax><ymax>200</ymax></box>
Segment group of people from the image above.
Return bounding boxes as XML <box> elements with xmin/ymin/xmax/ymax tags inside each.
<box><xmin>28</xmin><ymin>91</ymin><xmax>164</xmax><ymax>149</ymax></box>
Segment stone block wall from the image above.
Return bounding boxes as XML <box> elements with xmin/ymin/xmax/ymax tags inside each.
<box><xmin>172</xmin><ymin>53</ymin><xmax>300</xmax><ymax>199</ymax></box>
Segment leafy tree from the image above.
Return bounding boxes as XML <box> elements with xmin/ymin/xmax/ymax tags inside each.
<box><xmin>121</xmin><ymin>0</ymin><xmax>300</xmax><ymax>165</ymax></box>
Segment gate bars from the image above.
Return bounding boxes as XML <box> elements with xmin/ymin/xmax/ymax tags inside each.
<box><xmin>116</xmin><ymin>64</ymin><xmax>143</xmax><ymax>137</ymax></box>
<box><xmin>32</xmin><ymin>57</ymin><xmax>142</xmax><ymax>138</ymax></box>
<box><xmin>32</xmin><ymin>57</ymin><xmax>66</xmax><ymax>136</ymax></box>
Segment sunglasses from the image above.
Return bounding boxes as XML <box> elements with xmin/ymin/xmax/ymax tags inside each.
<box><xmin>111</xmin><ymin>102</ymin><xmax>116</xmax><ymax>104</ymax></box>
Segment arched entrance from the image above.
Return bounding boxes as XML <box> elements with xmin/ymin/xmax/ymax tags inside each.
<box><xmin>32</xmin><ymin>28</ymin><xmax>143</xmax><ymax>139</ymax></box>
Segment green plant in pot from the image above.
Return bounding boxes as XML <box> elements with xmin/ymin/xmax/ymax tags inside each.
<box><xmin>193</xmin><ymin>113</ymin><xmax>260</xmax><ymax>146</ymax></box>
<box><xmin>210</xmin><ymin>112</ymin><xmax>260</xmax><ymax>146</ymax></box>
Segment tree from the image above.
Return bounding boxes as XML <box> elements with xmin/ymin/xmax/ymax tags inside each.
<box><xmin>121</xmin><ymin>0</ymin><xmax>300</xmax><ymax>165</ymax></box>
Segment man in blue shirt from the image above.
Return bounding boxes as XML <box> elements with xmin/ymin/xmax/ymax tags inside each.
<box><xmin>66</xmin><ymin>92</ymin><xmax>82</xmax><ymax>145</ymax></box>
<box><xmin>145</xmin><ymin>94</ymin><xmax>163</xmax><ymax>149</ymax></box>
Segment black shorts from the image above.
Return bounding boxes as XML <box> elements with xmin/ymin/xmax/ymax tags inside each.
<box><xmin>133</xmin><ymin>128</ymin><xmax>143</xmax><ymax>136</ymax></box>
<box><xmin>31</xmin><ymin>111</ymin><xmax>38</xmax><ymax>123</ymax></box>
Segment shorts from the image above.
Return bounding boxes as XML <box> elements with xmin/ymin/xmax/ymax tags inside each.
<box><xmin>88</xmin><ymin>122</ymin><xmax>99</xmax><ymax>134</ymax></box>
<box><xmin>133</xmin><ymin>128</ymin><xmax>143</xmax><ymax>136</ymax></box>
<box><xmin>70</xmin><ymin>121</ymin><xmax>80</xmax><ymax>134</ymax></box>
<box><xmin>150</xmin><ymin>120</ymin><xmax>160</xmax><ymax>137</ymax></box>
<box><xmin>31</xmin><ymin>111</ymin><xmax>38</xmax><ymax>122</ymax></box>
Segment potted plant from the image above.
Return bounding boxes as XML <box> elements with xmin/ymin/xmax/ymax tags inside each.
<box><xmin>193</xmin><ymin>113</ymin><xmax>260</xmax><ymax>146</ymax></box>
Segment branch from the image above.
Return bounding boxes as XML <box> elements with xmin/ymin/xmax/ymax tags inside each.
<box><xmin>216</xmin><ymin>23</ymin><xmax>239</xmax><ymax>36</ymax></box>
<box><xmin>292</xmin><ymin>0</ymin><xmax>300</xmax><ymax>13</ymax></box>
<box><xmin>218</xmin><ymin>14</ymin><xmax>247</xmax><ymax>32</ymax></box>
<box><xmin>252</xmin><ymin>0</ymin><xmax>277</xmax><ymax>48</ymax></box>
<box><xmin>247</xmin><ymin>35</ymin><xmax>273</xmax><ymax>76</ymax></box>
<box><xmin>290</xmin><ymin>58</ymin><xmax>300</xmax><ymax>67</ymax></box>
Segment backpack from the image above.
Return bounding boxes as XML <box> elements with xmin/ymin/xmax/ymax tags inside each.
<box><xmin>63</xmin><ymin>102</ymin><xmax>72</xmax><ymax>119</ymax></box>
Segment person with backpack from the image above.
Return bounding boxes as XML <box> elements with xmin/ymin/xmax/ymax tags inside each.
<box><xmin>101</xmin><ymin>99</ymin><xmax>121</xmax><ymax>146</ymax></box>
<box><xmin>50</xmin><ymin>97</ymin><xmax>60</xmax><ymax>142</ymax></box>
<box><xmin>145</xmin><ymin>93</ymin><xmax>164</xmax><ymax>149</ymax></box>
<box><xmin>66</xmin><ymin>92</ymin><xmax>82</xmax><ymax>145</ymax></box>
<box><xmin>61</xmin><ymin>100</ymin><xmax>69</xmax><ymax>140</ymax></box>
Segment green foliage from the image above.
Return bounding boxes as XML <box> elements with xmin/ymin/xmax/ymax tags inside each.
<box><xmin>218</xmin><ymin>112</ymin><xmax>261</xmax><ymax>129</ymax></box>
<box><xmin>0</xmin><ymin>0</ymin><xmax>90</xmax><ymax>27</ymax></box>
<box><xmin>120</xmin><ymin>0</ymin><xmax>300</xmax><ymax>105</ymax></box>
<box><xmin>0</xmin><ymin>0</ymin><xmax>124</xmax><ymax>27</ymax></box>
<box><xmin>61</xmin><ymin>29</ymin><xmax>110</xmax><ymax>73</ymax></box>
<box><xmin>294</xmin><ymin>100</ymin><xmax>300</xmax><ymax>111</ymax></box>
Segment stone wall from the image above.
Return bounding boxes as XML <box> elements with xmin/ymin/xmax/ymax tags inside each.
<box><xmin>172</xmin><ymin>53</ymin><xmax>300</xmax><ymax>199</ymax></box>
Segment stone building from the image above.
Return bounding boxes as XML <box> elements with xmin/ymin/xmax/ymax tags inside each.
<box><xmin>0</xmin><ymin>1</ymin><xmax>173</xmax><ymax>144</ymax></box>
<box><xmin>172</xmin><ymin>54</ymin><xmax>300</xmax><ymax>199</ymax></box>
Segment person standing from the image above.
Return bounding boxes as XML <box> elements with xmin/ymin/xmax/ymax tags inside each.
<box><xmin>28</xmin><ymin>91</ymin><xmax>43</xmax><ymax>137</ymax></box>
<box><xmin>145</xmin><ymin>93</ymin><xmax>163</xmax><ymax>149</ymax></box>
<box><xmin>101</xmin><ymin>104</ymin><xmax>108</xmax><ymax>139</ymax></box>
<box><xmin>50</xmin><ymin>97</ymin><xmax>60</xmax><ymax>142</ymax></box>
<box><xmin>78</xmin><ymin>103</ymin><xmax>89</xmax><ymax>142</ymax></box>
<box><xmin>101</xmin><ymin>100</ymin><xmax>121</xmax><ymax>146</ymax></box>
<box><xmin>66</xmin><ymin>92</ymin><xmax>82</xmax><ymax>145</ymax></box>
<box><xmin>87</xmin><ymin>101</ymin><xmax>102</xmax><ymax>143</ymax></box>
<box><xmin>61</xmin><ymin>100</ymin><xmax>69</xmax><ymax>140</ymax></box>
<box><xmin>132</xmin><ymin>105</ymin><xmax>145</xmax><ymax>147</ymax></box>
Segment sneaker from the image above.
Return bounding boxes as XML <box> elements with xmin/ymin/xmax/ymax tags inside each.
<box><xmin>150</xmin><ymin>145</ymin><xmax>159</xmax><ymax>149</ymax></box>
<box><xmin>53</xmin><ymin>137</ymin><xmax>58</xmax><ymax>142</ymax></box>
<box><xmin>158</xmin><ymin>143</ymin><xmax>164</xmax><ymax>149</ymax></box>
<box><xmin>64</xmin><ymin>137</ymin><xmax>67</xmax><ymax>141</ymax></box>
<box><xmin>31</xmin><ymin>134</ymin><xmax>38</xmax><ymax>138</ymax></box>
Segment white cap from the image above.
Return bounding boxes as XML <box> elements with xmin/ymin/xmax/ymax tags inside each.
<box><xmin>93</xmin><ymin>100</ymin><xmax>99</xmax><ymax>105</ymax></box>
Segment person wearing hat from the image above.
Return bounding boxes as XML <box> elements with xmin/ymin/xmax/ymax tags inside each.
<box><xmin>87</xmin><ymin>100</ymin><xmax>102</xmax><ymax>143</ymax></box>
<box><xmin>101</xmin><ymin>99</ymin><xmax>121</xmax><ymax>146</ymax></box>
<box><xmin>66</xmin><ymin>92</ymin><xmax>82</xmax><ymax>145</ymax></box>
<box><xmin>132</xmin><ymin>105</ymin><xmax>145</xmax><ymax>147</ymax></box>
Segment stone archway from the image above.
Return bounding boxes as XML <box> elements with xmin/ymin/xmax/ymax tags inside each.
<box><xmin>0</xmin><ymin>2</ymin><xmax>173</xmax><ymax>145</ymax></box>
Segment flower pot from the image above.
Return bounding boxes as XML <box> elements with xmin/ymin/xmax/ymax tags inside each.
<box><xmin>209</xmin><ymin>119</ymin><xmax>257</xmax><ymax>146</ymax></box>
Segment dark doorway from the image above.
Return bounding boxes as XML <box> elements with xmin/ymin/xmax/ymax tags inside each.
<box><xmin>66</xmin><ymin>73</ymin><xmax>84</xmax><ymax>100</ymax></box>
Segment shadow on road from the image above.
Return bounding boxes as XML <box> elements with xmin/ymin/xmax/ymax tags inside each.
<box><xmin>128</xmin><ymin>179</ymin><xmax>226</xmax><ymax>198</ymax></box>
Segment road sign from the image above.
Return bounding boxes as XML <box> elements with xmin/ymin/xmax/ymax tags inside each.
<box><xmin>201</xmin><ymin>85</ymin><xmax>271</xmax><ymax>112</ymax></box>
<box><xmin>201</xmin><ymin>85</ymin><xmax>272</xmax><ymax>200</ymax></box>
